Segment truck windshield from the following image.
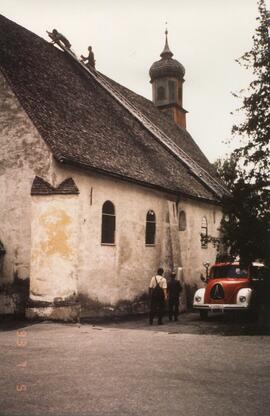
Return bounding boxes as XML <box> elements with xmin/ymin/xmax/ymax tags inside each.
<box><xmin>210</xmin><ymin>266</ymin><xmax>248</xmax><ymax>279</ymax></box>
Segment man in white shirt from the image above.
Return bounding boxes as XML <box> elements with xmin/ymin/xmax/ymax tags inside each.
<box><xmin>149</xmin><ymin>267</ymin><xmax>167</xmax><ymax>325</ymax></box>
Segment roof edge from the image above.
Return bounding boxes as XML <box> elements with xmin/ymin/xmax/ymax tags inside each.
<box><xmin>56</xmin><ymin>156</ymin><xmax>222</xmax><ymax>206</ymax></box>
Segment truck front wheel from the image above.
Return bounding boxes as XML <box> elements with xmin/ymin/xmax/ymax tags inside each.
<box><xmin>200</xmin><ymin>310</ymin><xmax>208</xmax><ymax>320</ymax></box>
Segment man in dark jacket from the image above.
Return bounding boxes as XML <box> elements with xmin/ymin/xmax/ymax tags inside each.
<box><xmin>167</xmin><ymin>271</ymin><xmax>182</xmax><ymax>321</ymax></box>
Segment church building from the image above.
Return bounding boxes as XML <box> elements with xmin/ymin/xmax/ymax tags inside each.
<box><xmin>0</xmin><ymin>16</ymin><xmax>227</xmax><ymax>320</ymax></box>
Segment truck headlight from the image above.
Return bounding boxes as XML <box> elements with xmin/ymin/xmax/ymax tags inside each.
<box><xmin>237</xmin><ymin>288</ymin><xmax>252</xmax><ymax>305</ymax></box>
<box><xmin>193</xmin><ymin>289</ymin><xmax>205</xmax><ymax>306</ymax></box>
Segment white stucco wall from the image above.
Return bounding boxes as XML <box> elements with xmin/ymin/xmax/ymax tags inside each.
<box><xmin>49</xmin><ymin>165</ymin><xmax>170</xmax><ymax>305</ymax></box>
<box><xmin>47</xmin><ymin>164</ymin><xmax>222</xmax><ymax>308</ymax></box>
<box><xmin>0</xmin><ymin>72</ymin><xmax>53</xmax><ymax>284</ymax></box>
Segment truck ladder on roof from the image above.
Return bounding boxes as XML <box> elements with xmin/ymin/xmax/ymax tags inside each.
<box><xmin>48</xmin><ymin>34</ymin><xmax>228</xmax><ymax>198</ymax></box>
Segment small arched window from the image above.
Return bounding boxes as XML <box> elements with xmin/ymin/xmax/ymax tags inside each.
<box><xmin>145</xmin><ymin>210</ymin><xmax>156</xmax><ymax>245</ymax></box>
<box><xmin>201</xmin><ymin>216</ymin><xmax>208</xmax><ymax>249</ymax></box>
<box><xmin>178</xmin><ymin>211</ymin><xmax>186</xmax><ymax>231</ymax></box>
<box><xmin>101</xmin><ymin>201</ymin><xmax>115</xmax><ymax>244</ymax></box>
<box><xmin>157</xmin><ymin>86</ymin><xmax>165</xmax><ymax>100</ymax></box>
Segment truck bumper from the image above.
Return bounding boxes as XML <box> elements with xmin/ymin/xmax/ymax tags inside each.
<box><xmin>193</xmin><ymin>304</ymin><xmax>249</xmax><ymax>312</ymax></box>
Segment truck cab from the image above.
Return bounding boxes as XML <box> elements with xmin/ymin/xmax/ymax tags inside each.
<box><xmin>193</xmin><ymin>262</ymin><xmax>268</xmax><ymax>319</ymax></box>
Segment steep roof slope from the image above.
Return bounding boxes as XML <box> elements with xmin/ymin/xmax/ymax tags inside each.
<box><xmin>104</xmin><ymin>75</ymin><xmax>218</xmax><ymax>178</ymax></box>
<box><xmin>0</xmin><ymin>15</ymin><xmax>223</xmax><ymax>202</ymax></box>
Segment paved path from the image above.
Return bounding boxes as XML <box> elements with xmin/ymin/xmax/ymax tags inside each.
<box><xmin>0</xmin><ymin>313</ymin><xmax>270</xmax><ymax>416</ymax></box>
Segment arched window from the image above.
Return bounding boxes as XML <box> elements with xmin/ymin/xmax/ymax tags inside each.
<box><xmin>201</xmin><ymin>216</ymin><xmax>208</xmax><ymax>248</ymax></box>
<box><xmin>157</xmin><ymin>86</ymin><xmax>165</xmax><ymax>100</ymax></box>
<box><xmin>178</xmin><ymin>210</ymin><xmax>186</xmax><ymax>231</ymax></box>
<box><xmin>145</xmin><ymin>210</ymin><xmax>156</xmax><ymax>245</ymax></box>
<box><xmin>101</xmin><ymin>201</ymin><xmax>115</xmax><ymax>244</ymax></box>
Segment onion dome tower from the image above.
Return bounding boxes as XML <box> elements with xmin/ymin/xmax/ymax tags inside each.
<box><xmin>149</xmin><ymin>30</ymin><xmax>187</xmax><ymax>129</ymax></box>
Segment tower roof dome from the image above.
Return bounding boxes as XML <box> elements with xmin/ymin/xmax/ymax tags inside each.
<box><xmin>149</xmin><ymin>30</ymin><xmax>185</xmax><ymax>82</ymax></box>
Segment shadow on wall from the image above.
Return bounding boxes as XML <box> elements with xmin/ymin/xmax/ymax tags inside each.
<box><xmin>79</xmin><ymin>286</ymin><xmax>198</xmax><ymax>320</ymax></box>
<box><xmin>0</xmin><ymin>240</ymin><xmax>5</xmax><ymax>276</ymax></box>
<box><xmin>78</xmin><ymin>292</ymin><xmax>150</xmax><ymax>319</ymax></box>
<box><xmin>0</xmin><ymin>240</ymin><xmax>30</xmax><ymax>316</ymax></box>
<box><xmin>0</xmin><ymin>273</ymin><xmax>30</xmax><ymax>316</ymax></box>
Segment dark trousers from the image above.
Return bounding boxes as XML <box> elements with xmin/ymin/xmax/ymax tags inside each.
<box><xmin>149</xmin><ymin>298</ymin><xmax>164</xmax><ymax>324</ymax></box>
<box><xmin>168</xmin><ymin>297</ymin><xmax>179</xmax><ymax>321</ymax></box>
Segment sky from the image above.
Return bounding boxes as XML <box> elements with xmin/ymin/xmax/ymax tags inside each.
<box><xmin>0</xmin><ymin>0</ymin><xmax>265</xmax><ymax>162</ymax></box>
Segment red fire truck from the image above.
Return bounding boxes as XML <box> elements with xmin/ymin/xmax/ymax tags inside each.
<box><xmin>193</xmin><ymin>262</ymin><xmax>268</xmax><ymax>319</ymax></box>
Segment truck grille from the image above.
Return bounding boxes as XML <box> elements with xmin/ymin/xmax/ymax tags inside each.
<box><xmin>210</xmin><ymin>284</ymin><xmax>224</xmax><ymax>300</ymax></box>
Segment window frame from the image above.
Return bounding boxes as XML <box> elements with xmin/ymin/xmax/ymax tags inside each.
<box><xmin>201</xmin><ymin>216</ymin><xmax>208</xmax><ymax>249</ymax></box>
<box><xmin>145</xmin><ymin>210</ymin><xmax>156</xmax><ymax>246</ymax></box>
<box><xmin>101</xmin><ymin>200</ymin><xmax>116</xmax><ymax>245</ymax></box>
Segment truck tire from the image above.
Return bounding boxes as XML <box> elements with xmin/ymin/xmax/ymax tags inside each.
<box><xmin>200</xmin><ymin>310</ymin><xmax>208</xmax><ymax>320</ymax></box>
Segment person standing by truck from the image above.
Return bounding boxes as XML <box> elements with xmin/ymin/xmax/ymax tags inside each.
<box><xmin>167</xmin><ymin>271</ymin><xmax>182</xmax><ymax>321</ymax></box>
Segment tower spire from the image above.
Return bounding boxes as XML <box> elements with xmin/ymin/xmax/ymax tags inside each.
<box><xmin>160</xmin><ymin>25</ymin><xmax>173</xmax><ymax>59</ymax></box>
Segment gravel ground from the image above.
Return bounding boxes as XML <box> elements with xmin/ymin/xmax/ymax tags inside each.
<box><xmin>0</xmin><ymin>312</ymin><xmax>269</xmax><ymax>416</ymax></box>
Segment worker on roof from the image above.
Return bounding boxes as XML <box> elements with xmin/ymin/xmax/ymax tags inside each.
<box><xmin>49</xmin><ymin>29</ymin><xmax>71</xmax><ymax>49</ymax></box>
<box><xmin>81</xmin><ymin>46</ymin><xmax>96</xmax><ymax>69</ymax></box>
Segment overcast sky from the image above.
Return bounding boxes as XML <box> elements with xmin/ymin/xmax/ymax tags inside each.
<box><xmin>1</xmin><ymin>0</ymin><xmax>266</xmax><ymax>162</ymax></box>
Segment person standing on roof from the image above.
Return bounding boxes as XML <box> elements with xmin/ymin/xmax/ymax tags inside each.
<box><xmin>81</xmin><ymin>46</ymin><xmax>96</xmax><ymax>69</ymax></box>
<box><xmin>149</xmin><ymin>267</ymin><xmax>167</xmax><ymax>325</ymax></box>
<box><xmin>49</xmin><ymin>29</ymin><xmax>71</xmax><ymax>49</ymax></box>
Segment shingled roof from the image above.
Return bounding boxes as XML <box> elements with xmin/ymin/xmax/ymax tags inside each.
<box><xmin>0</xmin><ymin>15</ymin><xmax>225</xmax><ymax>202</ymax></box>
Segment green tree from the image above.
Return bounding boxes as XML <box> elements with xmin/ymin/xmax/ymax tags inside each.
<box><xmin>213</xmin><ymin>0</ymin><xmax>270</xmax><ymax>267</ymax></box>
<box><xmin>232</xmin><ymin>0</ymin><xmax>270</xmax><ymax>187</ymax></box>
<box><xmin>217</xmin><ymin>163</ymin><xmax>270</xmax><ymax>267</ymax></box>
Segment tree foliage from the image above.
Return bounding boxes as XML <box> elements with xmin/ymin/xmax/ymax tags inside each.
<box><xmin>232</xmin><ymin>0</ymin><xmax>270</xmax><ymax>186</ymax></box>
<box><xmin>214</xmin><ymin>0</ymin><xmax>270</xmax><ymax>267</ymax></box>
<box><xmin>216</xmin><ymin>156</ymin><xmax>270</xmax><ymax>267</ymax></box>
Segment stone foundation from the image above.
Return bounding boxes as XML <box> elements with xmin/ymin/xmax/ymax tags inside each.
<box><xmin>26</xmin><ymin>302</ymin><xmax>81</xmax><ymax>322</ymax></box>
